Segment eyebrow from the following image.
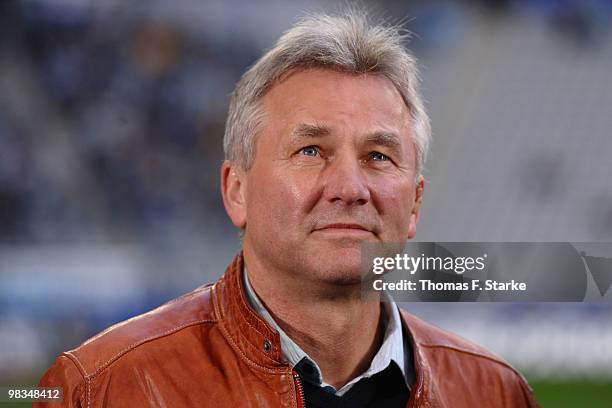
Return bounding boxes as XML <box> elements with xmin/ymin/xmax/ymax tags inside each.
<box><xmin>290</xmin><ymin>123</ymin><xmax>331</xmax><ymax>141</ymax></box>
<box><xmin>365</xmin><ymin>131</ymin><xmax>402</xmax><ymax>150</ymax></box>
<box><xmin>289</xmin><ymin>123</ymin><xmax>402</xmax><ymax>151</ymax></box>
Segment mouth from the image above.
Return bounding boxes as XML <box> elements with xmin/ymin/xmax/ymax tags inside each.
<box><xmin>313</xmin><ymin>223</ymin><xmax>373</xmax><ymax>237</ymax></box>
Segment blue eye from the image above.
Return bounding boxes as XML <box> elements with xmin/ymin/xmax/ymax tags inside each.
<box><xmin>370</xmin><ymin>152</ymin><xmax>389</xmax><ymax>161</ymax></box>
<box><xmin>301</xmin><ymin>146</ymin><xmax>319</xmax><ymax>156</ymax></box>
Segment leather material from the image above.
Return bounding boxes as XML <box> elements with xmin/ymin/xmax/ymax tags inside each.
<box><xmin>36</xmin><ymin>252</ymin><xmax>539</xmax><ymax>407</ymax></box>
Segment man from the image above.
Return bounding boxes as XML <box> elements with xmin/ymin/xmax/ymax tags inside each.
<box><xmin>37</xmin><ymin>11</ymin><xmax>539</xmax><ymax>407</ymax></box>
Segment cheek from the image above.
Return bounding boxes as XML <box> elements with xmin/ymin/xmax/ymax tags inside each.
<box><xmin>373</xmin><ymin>180</ymin><xmax>415</xmax><ymax>235</ymax></box>
<box><xmin>247</xmin><ymin>167</ymin><xmax>317</xmax><ymax>231</ymax></box>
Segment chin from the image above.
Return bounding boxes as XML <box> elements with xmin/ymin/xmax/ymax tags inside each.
<box><xmin>293</xmin><ymin>237</ymin><xmax>370</xmax><ymax>284</ymax></box>
<box><xmin>310</xmin><ymin>247</ymin><xmax>365</xmax><ymax>285</ymax></box>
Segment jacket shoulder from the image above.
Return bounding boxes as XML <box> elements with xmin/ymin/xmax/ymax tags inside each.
<box><xmin>68</xmin><ymin>283</ymin><xmax>218</xmax><ymax>378</ymax></box>
<box><xmin>400</xmin><ymin>308</ymin><xmax>508</xmax><ymax>364</ymax></box>
<box><xmin>400</xmin><ymin>308</ymin><xmax>539</xmax><ymax>406</ymax></box>
<box><xmin>36</xmin><ymin>355</ymin><xmax>85</xmax><ymax>407</ymax></box>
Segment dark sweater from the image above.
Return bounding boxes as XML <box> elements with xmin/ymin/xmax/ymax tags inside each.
<box><xmin>297</xmin><ymin>361</ymin><xmax>410</xmax><ymax>408</ymax></box>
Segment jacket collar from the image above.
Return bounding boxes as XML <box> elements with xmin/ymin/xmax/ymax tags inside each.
<box><xmin>242</xmin><ymin>263</ymin><xmax>412</xmax><ymax>393</ymax></box>
<box><xmin>212</xmin><ymin>251</ymin><xmax>434</xmax><ymax>403</ymax></box>
<box><xmin>399</xmin><ymin>309</ymin><xmax>434</xmax><ymax>406</ymax></box>
<box><xmin>212</xmin><ymin>252</ymin><xmax>288</xmax><ymax>370</ymax></box>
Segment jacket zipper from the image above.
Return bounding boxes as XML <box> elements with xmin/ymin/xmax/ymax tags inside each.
<box><xmin>293</xmin><ymin>370</ymin><xmax>305</xmax><ymax>408</ymax></box>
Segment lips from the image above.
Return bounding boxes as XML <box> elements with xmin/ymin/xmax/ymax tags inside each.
<box><xmin>316</xmin><ymin>223</ymin><xmax>370</xmax><ymax>232</ymax></box>
<box><xmin>312</xmin><ymin>223</ymin><xmax>376</xmax><ymax>239</ymax></box>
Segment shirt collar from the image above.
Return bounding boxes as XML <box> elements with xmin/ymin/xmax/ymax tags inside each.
<box><xmin>242</xmin><ymin>265</ymin><xmax>411</xmax><ymax>395</ymax></box>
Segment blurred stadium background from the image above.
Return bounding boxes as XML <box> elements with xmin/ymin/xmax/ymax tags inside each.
<box><xmin>1</xmin><ymin>0</ymin><xmax>611</xmax><ymax>406</ymax></box>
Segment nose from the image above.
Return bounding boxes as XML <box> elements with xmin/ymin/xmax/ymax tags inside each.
<box><xmin>322</xmin><ymin>155</ymin><xmax>371</xmax><ymax>206</ymax></box>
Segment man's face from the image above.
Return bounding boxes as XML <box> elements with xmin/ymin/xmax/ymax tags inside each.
<box><xmin>232</xmin><ymin>69</ymin><xmax>423</xmax><ymax>285</ymax></box>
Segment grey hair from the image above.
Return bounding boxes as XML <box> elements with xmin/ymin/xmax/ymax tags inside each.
<box><xmin>223</xmin><ymin>10</ymin><xmax>431</xmax><ymax>176</ymax></box>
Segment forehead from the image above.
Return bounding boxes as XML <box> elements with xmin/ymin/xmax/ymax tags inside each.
<box><xmin>260</xmin><ymin>68</ymin><xmax>413</xmax><ymax>143</ymax></box>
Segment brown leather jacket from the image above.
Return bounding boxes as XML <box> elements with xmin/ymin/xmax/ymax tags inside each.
<box><xmin>36</xmin><ymin>253</ymin><xmax>539</xmax><ymax>407</ymax></box>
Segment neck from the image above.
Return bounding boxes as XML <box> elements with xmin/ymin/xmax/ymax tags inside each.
<box><xmin>244</xmin><ymin>250</ymin><xmax>383</xmax><ymax>390</ymax></box>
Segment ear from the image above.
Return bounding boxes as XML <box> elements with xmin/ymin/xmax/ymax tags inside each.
<box><xmin>221</xmin><ymin>161</ymin><xmax>247</xmax><ymax>229</ymax></box>
<box><xmin>407</xmin><ymin>175</ymin><xmax>425</xmax><ymax>240</ymax></box>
